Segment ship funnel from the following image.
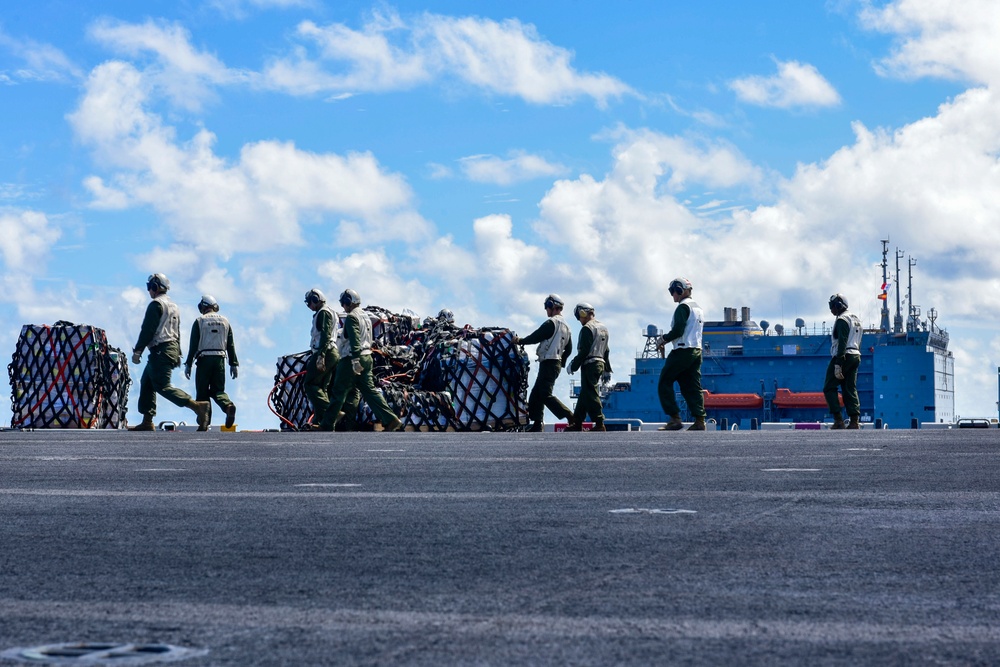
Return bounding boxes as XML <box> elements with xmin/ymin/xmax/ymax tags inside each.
<box><xmin>741</xmin><ymin>307</ymin><xmax>751</xmax><ymax>322</ymax></box>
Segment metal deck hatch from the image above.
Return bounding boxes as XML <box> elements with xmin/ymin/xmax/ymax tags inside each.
<box><xmin>1</xmin><ymin>642</ymin><xmax>208</xmax><ymax>665</ymax></box>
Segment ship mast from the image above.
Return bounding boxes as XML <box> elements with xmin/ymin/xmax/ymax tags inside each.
<box><xmin>907</xmin><ymin>256</ymin><xmax>920</xmax><ymax>332</ymax></box>
<box><xmin>894</xmin><ymin>247</ymin><xmax>904</xmax><ymax>333</ymax></box>
<box><xmin>879</xmin><ymin>239</ymin><xmax>891</xmax><ymax>332</ymax></box>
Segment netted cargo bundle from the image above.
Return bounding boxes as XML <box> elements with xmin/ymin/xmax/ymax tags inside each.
<box><xmin>269</xmin><ymin>350</ymin><xmax>311</xmax><ymax>432</ymax></box>
<box><xmin>270</xmin><ymin>307</ymin><xmax>530</xmax><ymax>431</ymax></box>
<box><xmin>7</xmin><ymin>321</ymin><xmax>132</xmax><ymax>429</ymax></box>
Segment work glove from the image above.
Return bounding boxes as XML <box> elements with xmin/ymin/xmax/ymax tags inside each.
<box><xmin>132</xmin><ymin>350</ymin><xmax>142</xmax><ymax>364</ymax></box>
<box><xmin>602</xmin><ymin>371</ymin><xmax>612</xmax><ymax>384</ymax></box>
<box><xmin>315</xmin><ymin>353</ymin><xmax>326</xmax><ymax>373</ymax></box>
<box><xmin>230</xmin><ymin>365</ymin><xmax>238</xmax><ymax>380</ymax></box>
<box><xmin>834</xmin><ymin>365</ymin><xmax>844</xmax><ymax>380</ymax></box>
<box><xmin>352</xmin><ymin>358</ymin><xmax>363</xmax><ymax>375</ymax></box>
<box><xmin>184</xmin><ymin>362</ymin><xmax>192</xmax><ymax>380</ymax></box>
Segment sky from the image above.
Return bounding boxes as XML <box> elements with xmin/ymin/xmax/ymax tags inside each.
<box><xmin>2</xmin><ymin>0</ymin><xmax>998</xmax><ymax>429</ymax></box>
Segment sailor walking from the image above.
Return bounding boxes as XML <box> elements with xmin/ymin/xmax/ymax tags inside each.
<box><xmin>184</xmin><ymin>295</ymin><xmax>239</xmax><ymax>429</ymax></box>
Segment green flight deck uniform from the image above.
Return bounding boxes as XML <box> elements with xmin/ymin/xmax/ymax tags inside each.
<box><xmin>569</xmin><ymin>312</ymin><xmax>611</xmax><ymax>429</ymax></box>
<box><xmin>519</xmin><ymin>315</ymin><xmax>574</xmax><ymax>429</ymax></box>
<box><xmin>184</xmin><ymin>312</ymin><xmax>238</xmax><ymax>418</ymax></box>
<box><xmin>824</xmin><ymin>300</ymin><xmax>862</xmax><ymax>427</ymax></box>
<box><xmin>304</xmin><ymin>302</ymin><xmax>340</xmax><ymax>424</ymax></box>
<box><xmin>134</xmin><ymin>295</ymin><xmax>200</xmax><ymax>420</ymax></box>
<box><xmin>657</xmin><ymin>298</ymin><xmax>706</xmax><ymax>421</ymax></box>
<box><xmin>319</xmin><ymin>300</ymin><xmax>400</xmax><ymax>432</ymax></box>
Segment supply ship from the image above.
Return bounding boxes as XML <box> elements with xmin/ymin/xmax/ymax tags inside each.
<box><xmin>598</xmin><ymin>241</ymin><xmax>954</xmax><ymax>428</ymax></box>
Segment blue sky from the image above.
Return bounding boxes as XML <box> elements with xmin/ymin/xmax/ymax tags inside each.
<box><xmin>2</xmin><ymin>0</ymin><xmax>998</xmax><ymax>429</ymax></box>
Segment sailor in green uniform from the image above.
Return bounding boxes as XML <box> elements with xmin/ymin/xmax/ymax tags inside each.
<box><xmin>567</xmin><ymin>303</ymin><xmax>611</xmax><ymax>432</ymax></box>
<box><xmin>129</xmin><ymin>273</ymin><xmax>211</xmax><ymax>431</ymax></box>
<box><xmin>303</xmin><ymin>288</ymin><xmax>340</xmax><ymax>426</ymax></box>
<box><xmin>318</xmin><ymin>289</ymin><xmax>403</xmax><ymax>432</ymax></box>
<box><xmin>824</xmin><ymin>293</ymin><xmax>862</xmax><ymax>429</ymax></box>
<box><xmin>184</xmin><ymin>295</ymin><xmax>239</xmax><ymax>429</ymax></box>
<box><xmin>514</xmin><ymin>294</ymin><xmax>575</xmax><ymax>432</ymax></box>
<box><xmin>656</xmin><ymin>277</ymin><xmax>707</xmax><ymax>431</ymax></box>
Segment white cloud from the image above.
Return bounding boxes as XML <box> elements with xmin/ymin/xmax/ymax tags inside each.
<box><xmin>0</xmin><ymin>28</ymin><xmax>82</xmax><ymax>83</ymax></box>
<box><xmin>861</xmin><ymin>0</ymin><xmax>1000</xmax><ymax>85</ymax></box>
<box><xmin>0</xmin><ymin>209</ymin><xmax>61</xmax><ymax>271</ymax></box>
<box><xmin>88</xmin><ymin>18</ymin><xmax>250</xmax><ymax>110</ymax></box>
<box><xmin>68</xmin><ymin>60</ymin><xmax>429</xmax><ymax>257</ymax></box>
<box><xmin>459</xmin><ymin>151</ymin><xmax>568</xmax><ymax>185</ymax></box>
<box><xmin>317</xmin><ymin>249</ymin><xmax>433</xmax><ymax>315</ymax></box>
<box><xmin>209</xmin><ymin>0</ymin><xmax>315</xmax><ymax>20</ymax></box>
<box><xmin>729</xmin><ymin>59</ymin><xmax>841</xmax><ymax>109</ymax></box>
<box><xmin>264</xmin><ymin>11</ymin><xmax>633</xmax><ymax>106</ymax></box>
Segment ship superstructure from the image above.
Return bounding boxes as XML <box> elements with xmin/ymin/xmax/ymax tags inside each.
<box><xmin>599</xmin><ymin>241</ymin><xmax>954</xmax><ymax>428</ymax></box>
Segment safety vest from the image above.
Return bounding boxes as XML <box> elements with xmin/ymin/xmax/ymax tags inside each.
<box><xmin>149</xmin><ymin>295</ymin><xmax>181</xmax><ymax>348</ymax></box>
<box><xmin>831</xmin><ymin>312</ymin><xmax>863</xmax><ymax>357</ymax></box>
<box><xmin>583</xmin><ymin>319</ymin><xmax>609</xmax><ymax>366</ymax></box>
<box><xmin>310</xmin><ymin>304</ymin><xmax>337</xmax><ymax>351</ymax></box>
<box><xmin>338</xmin><ymin>308</ymin><xmax>374</xmax><ymax>358</ymax></box>
<box><xmin>195</xmin><ymin>313</ymin><xmax>230</xmax><ymax>358</ymax></box>
<box><xmin>672</xmin><ymin>298</ymin><xmax>704</xmax><ymax>350</ymax></box>
<box><xmin>536</xmin><ymin>314</ymin><xmax>571</xmax><ymax>361</ymax></box>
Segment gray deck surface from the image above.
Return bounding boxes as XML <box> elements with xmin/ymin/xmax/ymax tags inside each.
<box><xmin>2</xmin><ymin>429</ymin><xmax>999</xmax><ymax>665</ymax></box>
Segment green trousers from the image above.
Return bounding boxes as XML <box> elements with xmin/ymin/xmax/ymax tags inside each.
<box><xmin>320</xmin><ymin>356</ymin><xmax>396</xmax><ymax>429</ymax></box>
<box><xmin>528</xmin><ymin>359</ymin><xmax>573</xmax><ymax>423</ymax></box>
<box><xmin>823</xmin><ymin>354</ymin><xmax>861</xmax><ymax>417</ymax></box>
<box><xmin>194</xmin><ymin>356</ymin><xmax>234</xmax><ymax>412</ymax></box>
<box><xmin>572</xmin><ymin>360</ymin><xmax>605</xmax><ymax>424</ymax></box>
<box><xmin>304</xmin><ymin>348</ymin><xmax>339</xmax><ymax>423</ymax></box>
<box><xmin>657</xmin><ymin>348</ymin><xmax>705</xmax><ymax>419</ymax></box>
<box><xmin>137</xmin><ymin>343</ymin><xmax>194</xmax><ymax>418</ymax></box>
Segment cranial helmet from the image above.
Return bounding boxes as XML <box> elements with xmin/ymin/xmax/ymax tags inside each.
<box><xmin>339</xmin><ymin>288</ymin><xmax>361</xmax><ymax>308</ymax></box>
<box><xmin>829</xmin><ymin>293</ymin><xmax>849</xmax><ymax>313</ymax></box>
<box><xmin>574</xmin><ymin>302</ymin><xmax>595</xmax><ymax>320</ymax></box>
<box><xmin>146</xmin><ymin>273</ymin><xmax>170</xmax><ymax>293</ymax></box>
<box><xmin>304</xmin><ymin>289</ymin><xmax>326</xmax><ymax>306</ymax></box>
<box><xmin>437</xmin><ymin>308</ymin><xmax>454</xmax><ymax>323</ymax></box>
<box><xmin>668</xmin><ymin>277</ymin><xmax>692</xmax><ymax>295</ymax></box>
<box><xmin>544</xmin><ymin>294</ymin><xmax>564</xmax><ymax>310</ymax></box>
<box><xmin>198</xmin><ymin>294</ymin><xmax>219</xmax><ymax>312</ymax></box>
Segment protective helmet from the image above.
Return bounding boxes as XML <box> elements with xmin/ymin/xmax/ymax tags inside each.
<box><xmin>573</xmin><ymin>302</ymin><xmax>595</xmax><ymax>320</ymax></box>
<box><xmin>829</xmin><ymin>293</ymin><xmax>849</xmax><ymax>313</ymax></box>
<box><xmin>304</xmin><ymin>289</ymin><xmax>326</xmax><ymax>306</ymax></box>
<box><xmin>146</xmin><ymin>273</ymin><xmax>170</xmax><ymax>293</ymax></box>
<box><xmin>198</xmin><ymin>294</ymin><xmax>219</xmax><ymax>312</ymax></box>
<box><xmin>437</xmin><ymin>308</ymin><xmax>454</xmax><ymax>323</ymax></box>
<box><xmin>543</xmin><ymin>294</ymin><xmax>564</xmax><ymax>309</ymax></box>
<box><xmin>339</xmin><ymin>288</ymin><xmax>361</xmax><ymax>308</ymax></box>
<box><xmin>668</xmin><ymin>277</ymin><xmax>692</xmax><ymax>295</ymax></box>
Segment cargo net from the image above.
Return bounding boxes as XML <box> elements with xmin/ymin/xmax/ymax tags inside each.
<box><xmin>7</xmin><ymin>321</ymin><xmax>132</xmax><ymax>429</ymax></box>
<box><xmin>269</xmin><ymin>307</ymin><xmax>530</xmax><ymax>431</ymax></box>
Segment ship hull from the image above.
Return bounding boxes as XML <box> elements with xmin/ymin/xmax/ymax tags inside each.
<box><xmin>602</xmin><ymin>328</ymin><xmax>954</xmax><ymax>429</ymax></box>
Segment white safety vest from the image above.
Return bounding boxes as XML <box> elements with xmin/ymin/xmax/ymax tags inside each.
<box><xmin>149</xmin><ymin>295</ymin><xmax>181</xmax><ymax>347</ymax></box>
<box><xmin>672</xmin><ymin>298</ymin><xmax>704</xmax><ymax>350</ymax></box>
<box><xmin>583</xmin><ymin>319</ymin><xmax>609</xmax><ymax>366</ymax></box>
<box><xmin>310</xmin><ymin>304</ymin><xmax>337</xmax><ymax>351</ymax></box>
<box><xmin>338</xmin><ymin>308</ymin><xmax>374</xmax><ymax>358</ymax></box>
<box><xmin>831</xmin><ymin>312</ymin><xmax>863</xmax><ymax>357</ymax></box>
<box><xmin>194</xmin><ymin>313</ymin><xmax>231</xmax><ymax>358</ymax></box>
<box><xmin>536</xmin><ymin>315</ymin><xmax>571</xmax><ymax>362</ymax></box>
